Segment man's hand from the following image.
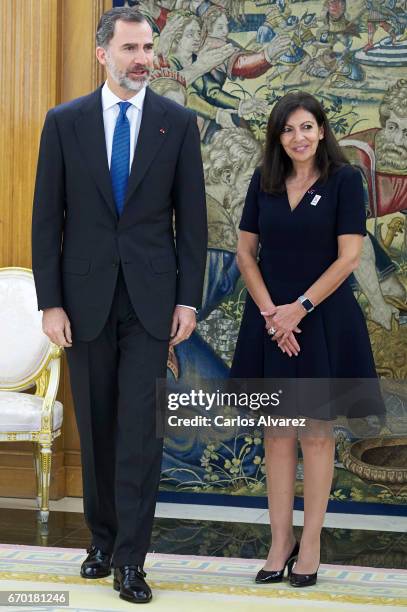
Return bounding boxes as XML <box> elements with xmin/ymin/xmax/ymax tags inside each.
<box><xmin>42</xmin><ymin>307</ymin><xmax>72</xmax><ymax>348</ymax></box>
<box><xmin>169</xmin><ymin>306</ymin><xmax>196</xmax><ymax>347</ymax></box>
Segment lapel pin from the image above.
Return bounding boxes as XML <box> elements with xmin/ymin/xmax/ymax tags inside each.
<box><xmin>310</xmin><ymin>194</ymin><xmax>321</xmax><ymax>206</ymax></box>
<box><xmin>160</xmin><ymin>128</ymin><xmax>166</xmax><ymax>134</ymax></box>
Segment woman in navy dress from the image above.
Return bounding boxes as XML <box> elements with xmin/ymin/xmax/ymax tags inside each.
<box><xmin>230</xmin><ymin>92</ymin><xmax>383</xmax><ymax>588</ymax></box>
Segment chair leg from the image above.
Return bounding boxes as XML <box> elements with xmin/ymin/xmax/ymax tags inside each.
<box><xmin>33</xmin><ymin>443</ymin><xmax>42</xmax><ymax>510</ymax></box>
<box><xmin>38</xmin><ymin>443</ymin><xmax>52</xmax><ymax>523</ymax></box>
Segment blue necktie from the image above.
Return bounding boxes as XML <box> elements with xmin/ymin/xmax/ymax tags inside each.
<box><xmin>111</xmin><ymin>101</ymin><xmax>131</xmax><ymax>216</ymax></box>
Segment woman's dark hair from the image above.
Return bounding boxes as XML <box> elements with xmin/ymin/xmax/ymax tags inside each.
<box><xmin>261</xmin><ymin>91</ymin><xmax>349</xmax><ymax>193</ymax></box>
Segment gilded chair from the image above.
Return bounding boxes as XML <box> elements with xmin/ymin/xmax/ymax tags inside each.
<box><xmin>0</xmin><ymin>267</ymin><xmax>63</xmax><ymax>523</ymax></box>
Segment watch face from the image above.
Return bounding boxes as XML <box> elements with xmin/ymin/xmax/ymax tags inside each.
<box><xmin>302</xmin><ymin>298</ymin><xmax>314</xmax><ymax>312</ymax></box>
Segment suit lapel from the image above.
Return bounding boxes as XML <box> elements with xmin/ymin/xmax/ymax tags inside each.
<box><xmin>74</xmin><ymin>88</ymin><xmax>117</xmax><ymax>220</ymax></box>
<box><xmin>123</xmin><ymin>87</ymin><xmax>169</xmax><ymax>208</ymax></box>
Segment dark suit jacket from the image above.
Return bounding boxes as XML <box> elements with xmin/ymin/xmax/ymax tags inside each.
<box><xmin>32</xmin><ymin>86</ymin><xmax>207</xmax><ymax>342</ymax></box>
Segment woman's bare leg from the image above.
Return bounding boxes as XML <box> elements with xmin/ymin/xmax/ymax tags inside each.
<box><xmin>263</xmin><ymin>431</ymin><xmax>298</xmax><ymax>570</ymax></box>
<box><xmin>296</xmin><ymin>427</ymin><xmax>335</xmax><ymax>574</ymax></box>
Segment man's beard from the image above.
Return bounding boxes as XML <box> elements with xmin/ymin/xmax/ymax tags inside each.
<box><xmin>376</xmin><ymin>129</ymin><xmax>407</xmax><ymax>173</ymax></box>
<box><xmin>106</xmin><ymin>53</ymin><xmax>151</xmax><ymax>93</ymax></box>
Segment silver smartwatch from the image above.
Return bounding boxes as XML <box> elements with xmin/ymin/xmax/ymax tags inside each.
<box><xmin>298</xmin><ymin>295</ymin><xmax>315</xmax><ymax>313</ymax></box>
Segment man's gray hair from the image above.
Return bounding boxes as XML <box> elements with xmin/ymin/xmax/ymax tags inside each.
<box><xmin>96</xmin><ymin>7</ymin><xmax>148</xmax><ymax>49</ymax></box>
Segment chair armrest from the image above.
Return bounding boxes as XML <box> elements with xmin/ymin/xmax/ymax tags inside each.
<box><xmin>40</xmin><ymin>345</ymin><xmax>62</xmax><ymax>436</ymax></box>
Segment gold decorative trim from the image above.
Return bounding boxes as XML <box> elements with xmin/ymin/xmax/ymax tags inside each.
<box><xmin>0</xmin><ymin>572</ymin><xmax>405</xmax><ymax>606</ymax></box>
<box><xmin>0</xmin><ymin>430</ymin><xmax>61</xmax><ymax>442</ymax></box>
<box><xmin>35</xmin><ymin>369</ymin><xmax>50</xmax><ymax>397</ymax></box>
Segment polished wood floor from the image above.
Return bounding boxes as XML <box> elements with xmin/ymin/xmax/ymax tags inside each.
<box><xmin>0</xmin><ymin>507</ymin><xmax>405</xmax><ymax>570</ymax></box>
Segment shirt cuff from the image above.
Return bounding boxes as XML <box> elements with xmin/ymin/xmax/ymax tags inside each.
<box><xmin>177</xmin><ymin>304</ymin><xmax>197</xmax><ymax>313</ymax></box>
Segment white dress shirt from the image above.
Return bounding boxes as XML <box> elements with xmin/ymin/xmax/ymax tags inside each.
<box><xmin>101</xmin><ymin>81</ymin><xmax>145</xmax><ymax>172</ymax></box>
<box><xmin>101</xmin><ymin>82</ymin><xmax>196</xmax><ymax>314</ymax></box>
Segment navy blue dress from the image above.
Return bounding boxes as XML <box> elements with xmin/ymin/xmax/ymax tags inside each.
<box><xmin>230</xmin><ymin>165</ymin><xmax>383</xmax><ymax>419</ymax></box>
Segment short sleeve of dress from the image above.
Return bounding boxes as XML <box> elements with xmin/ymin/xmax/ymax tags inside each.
<box><xmin>239</xmin><ymin>168</ymin><xmax>261</xmax><ymax>234</ymax></box>
<box><xmin>336</xmin><ymin>165</ymin><xmax>367</xmax><ymax>236</ymax></box>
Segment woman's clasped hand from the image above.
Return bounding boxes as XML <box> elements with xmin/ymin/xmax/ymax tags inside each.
<box><xmin>261</xmin><ymin>302</ymin><xmax>305</xmax><ymax>357</ymax></box>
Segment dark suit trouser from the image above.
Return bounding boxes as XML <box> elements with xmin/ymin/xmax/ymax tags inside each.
<box><xmin>65</xmin><ymin>268</ymin><xmax>169</xmax><ymax>567</ymax></box>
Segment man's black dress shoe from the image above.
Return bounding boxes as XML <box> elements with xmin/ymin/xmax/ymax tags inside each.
<box><xmin>289</xmin><ymin>563</ymin><xmax>319</xmax><ymax>587</ymax></box>
<box><xmin>113</xmin><ymin>565</ymin><xmax>152</xmax><ymax>604</ymax></box>
<box><xmin>80</xmin><ymin>545</ymin><xmax>112</xmax><ymax>579</ymax></box>
<box><xmin>255</xmin><ymin>541</ymin><xmax>299</xmax><ymax>583</ymax></box>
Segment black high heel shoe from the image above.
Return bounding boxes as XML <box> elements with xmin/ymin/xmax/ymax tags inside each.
<box><xmin>255</xmin><ymin>541</ymin><xmax>299</xmax><ymax>584</ymax></box>
<box><xmin>289</xmin><ymin>563</ymin><xmax>320</xmax><ymax>588</ymax></box>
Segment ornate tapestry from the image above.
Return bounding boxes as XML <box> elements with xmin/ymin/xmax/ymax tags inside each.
<box><xmin>114</xmin><ymin>0</ymin><xmax>407</xmax><ymax>508</ymax></box>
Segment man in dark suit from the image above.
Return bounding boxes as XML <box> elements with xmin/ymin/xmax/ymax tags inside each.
<box><xmin>32</xmin><ymin>7</ymin><xmax>207</xmax><ymax>604</ymax></box>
